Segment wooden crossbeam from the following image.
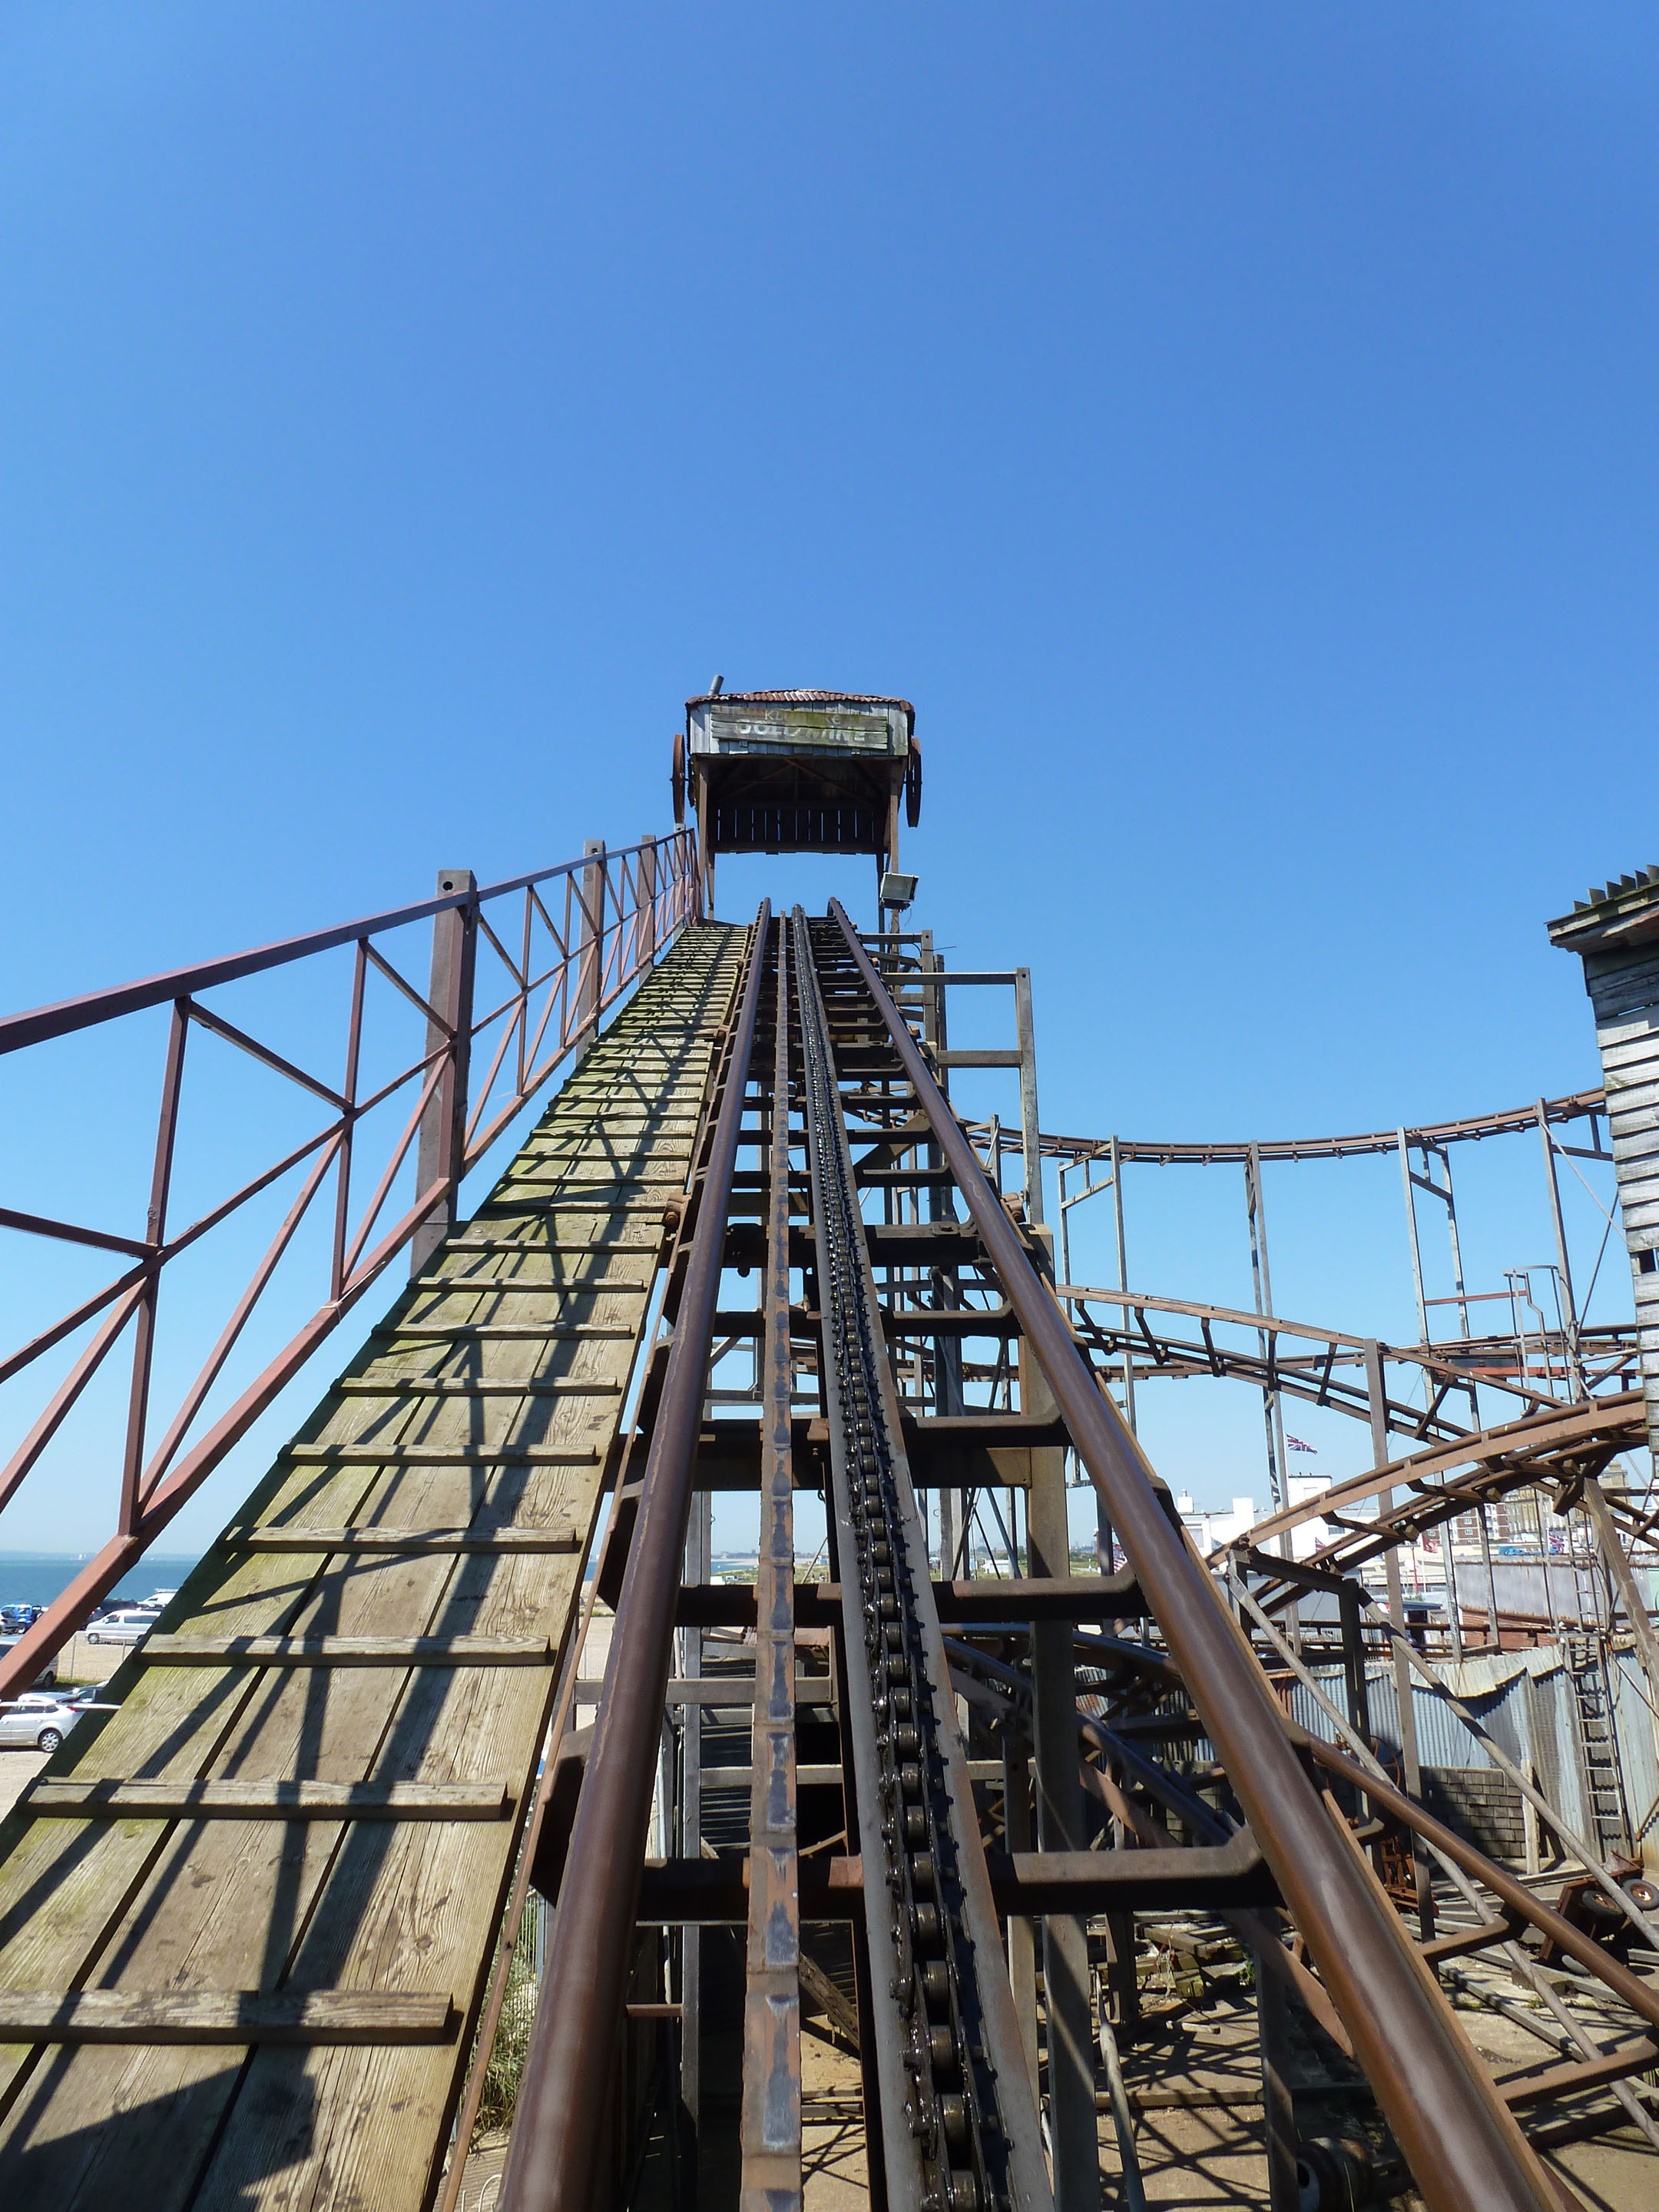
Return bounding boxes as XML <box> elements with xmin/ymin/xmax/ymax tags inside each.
<box><xmin>408</xmin><ymin>1277</ymin><xmax>651</xmax><ymax>1295</ymax></box>
<box><xmin>429</xmin><ymin>1240</ymin><xmax>654</xmax><ymax>1257</ymax></box>
<box><xmin>141</xmin><ymin>1634</ymin><xmax>555</xmax><ymax>1667</ymax></box>
<box><xmin>0</xmin><ymin>1990</ymin><xmax>458</xmax><ymax>2045</ymax></box>
<box><xmin>231</xmin><ymin>1525</ymin><xmax>579</xmax><ymax>1555</ymax></box>
<box><xmin>372</xmin><ymin>1322</ymin><xmax>637</xmax><ymax>1341</ymax></box>
<box><xmin>337</xmin><ymin>1376</ymin><xmax>620</xmax><ymax>1396</ymax></box>
<box><xmin>280</xmin><ymin>1444</ymin><xmax>600</xmax><ymax>1466</ymax></box>
<box><xmin>25</xmin><ymin>1778</ymin><xmax>512</xmax><ymax>1820</ymax></box>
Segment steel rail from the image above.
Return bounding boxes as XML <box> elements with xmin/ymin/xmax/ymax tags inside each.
<box><xmin>971</xmin><ymin>1086</ymin><xmax>1608</xmax><ymax>1169</ymax></box>
<box><xmin>738</xmin><ymin>923</ymin><xmax>802</xmax><ymax>2207</ymax></box>
<box><xmin>1238</xmin><ymin>1389</ymin><xmax>1646</xmax><ymax>1555</ymax></box>
<box><xmin>1060</xmin><ymin>1283</ymin><xmax>1637</xmax><ymax>1409</ymax></box>
<box><xmin>498</xmin><ymin>902</ymin><xmax>769</xmax><ymax>2212</ymax></box>
<box><xmin>831</xmin><ymin>899</ymin><xmax>1568</xmax><ymax>2212</ymax></box>
<box><xmin>1062</xmin><ymin>1308</ymin><xmax>1637</xmax><ymax>1469</ymax></box>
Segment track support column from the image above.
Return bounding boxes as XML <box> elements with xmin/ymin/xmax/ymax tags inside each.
<box><xmin>1026</xmin><ymin>1262</ymin><xmax>1099</xmax><ymax>2212</ymax></box>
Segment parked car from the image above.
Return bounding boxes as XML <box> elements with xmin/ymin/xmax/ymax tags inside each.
<box><xmin>0</xmin><ymin>1691</ymin><xmax>80</xmax><ymax>1752</ymax></box>
<box><xmin>84</xmin><ymin>1608</ymin><xmax>157</xmax><ymax>1647</ymax></box>
<box><xmin>0</xmin><ymin>1637</ymin><xmax>56</xmax><ymax>1688</ymax></box>
<box><xmin>0</xmin><ymin>1603</ymin><xmax>43</xmax><ymax>1634</ymax></box>
<box><xmin>62</xmin><ymin>1684</ymin><xmax>118</xmax><ymax>1713</ymax></box>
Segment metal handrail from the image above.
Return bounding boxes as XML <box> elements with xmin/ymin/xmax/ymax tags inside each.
<box><xmin>0</xmin><ymin>835</ymin><xmax>677</xmax><ymax>1055</ymax></box>
<box><xmin>0</xmin><ymin>830</ymin><xmax>699</xmax><ymax>1706</ymax></box>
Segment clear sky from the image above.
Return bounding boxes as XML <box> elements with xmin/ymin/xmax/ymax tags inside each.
<box><xmin>2</xmin><ymin>6</ymin><xmax>1657</xmax><ymax>1551</ymax></box>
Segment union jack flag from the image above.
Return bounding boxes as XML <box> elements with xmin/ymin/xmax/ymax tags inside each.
<box><xmin>1286</xmin><ymin>1435</ymin><xmax>1316</xmax><ymax>1453</ymax></box>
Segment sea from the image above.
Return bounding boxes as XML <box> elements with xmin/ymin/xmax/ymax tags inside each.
<box><xmin>0</xmin><ymin>1552</ymin><xmax>202</xmax><ymax>1613</ymax></box>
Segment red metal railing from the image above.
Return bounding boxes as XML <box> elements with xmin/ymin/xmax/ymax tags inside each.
<box><xmin>0</xmin><ymin>830</ymin><xmax>698</xmax><ymax>1704</ymax></box>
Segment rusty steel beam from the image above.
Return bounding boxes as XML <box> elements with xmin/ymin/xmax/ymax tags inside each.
<box><xmin>1305</xmin><ymin>1740</ymin><xmax>1659</xmax><ymax>2036</ymax></box>
<box><xmin>498</xmin><ymin>902</ymin><xmax>770</xmax><ymax>2212</ymax></box>
<box><xmin>739</xmin><ymin>926</ymin><xmax>801</xmax><ymax>2210</ymax></box>
<box><xmin>831</xmin><ymin>899</ymin><xmax>1568</xmax><ymax>2212</ymax></box>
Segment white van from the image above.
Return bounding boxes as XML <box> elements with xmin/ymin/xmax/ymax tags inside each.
<box><xmin>84</xmin><ymin>1608</ymin><xmax>157</xmax><ymax>1646</ymax></box>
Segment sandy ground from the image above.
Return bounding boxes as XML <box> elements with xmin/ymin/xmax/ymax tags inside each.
<box><xmin>0</xmin><ymin>1632</ymin><xmax>129</xmax><ymax>1817</ymax></box>
<box><xmin>0</xmin><ymin>1747</ymin><xmax>49</xmax><ymax>1820</ymax></box>
<box><xmin>801</xmin><ymin>2021</ymin><xmax>869</xmax><ymax>2208</ymax></box>
<box><xmin>452</xmin><ymin>2130</ymin><xmax>511</xmax><ymax>2212</ymax></box>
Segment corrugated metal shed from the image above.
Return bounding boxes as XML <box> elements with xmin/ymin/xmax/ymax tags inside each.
<box><xmin>1548</xmin><ymin>873</ymin><xmax>1659</xmax><ymax>1473</ymax></box>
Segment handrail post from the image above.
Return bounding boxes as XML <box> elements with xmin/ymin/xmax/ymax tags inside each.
<box><xmin>575</xmin><ymin>839</ymin><xmax>604</xmax><ymax>1038</ymax></box>
<box><xmin>120</xmin><ymin>998</ymin><xmax>189</xmax><ymax>1532</ymax></box>
<box><xmin>638</xmin><ymin>834</ymin><xmax>657</xmax><ymax>969</ymax></box>
<box><xmin>409</xmin><ymin>869</ymin><xmax>476</xmax><ymax>1278</ymax></box>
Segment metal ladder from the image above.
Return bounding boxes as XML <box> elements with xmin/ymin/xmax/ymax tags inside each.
<box><xmin>1567</xmin><ymin>1634</ymin><xmax>1631</xmax><ymax>1855</ymax></box>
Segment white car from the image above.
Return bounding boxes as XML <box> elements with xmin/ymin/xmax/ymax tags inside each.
<box><xmin>0</xmin><ymin>1692</ymin><xmax>79</xmax><ymax>1753</ymax></box>
<box><xmin>0</xmin><ymin>1636</ymin><xmax>56</xmax><ymax>1688</ymax></box>
<box><xmin>84</xmin><ymin>1608</ymin><xmax>158</xmax><ymax>1646</ymax></box>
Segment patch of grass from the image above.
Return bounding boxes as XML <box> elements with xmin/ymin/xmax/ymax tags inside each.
<box><xmin>472</xmin><ymin>1897</ymin><xmax>545</xmax><ymax>2142</ymax></box>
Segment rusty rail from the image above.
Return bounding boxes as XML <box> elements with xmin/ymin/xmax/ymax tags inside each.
<box><xmin>498</xmin><ymin>902</ymin><xmax>769</xmax><ymax>2212</ymax></box>
<box><xmin>832</xmin><ymin>899</ymin><xmax>1568</xmax><ymax>2212</ymax></box>
<box><xmin>737</xmin><ymin>926</ymin><xmax>801</xmax><ymax>2208</ymax></box>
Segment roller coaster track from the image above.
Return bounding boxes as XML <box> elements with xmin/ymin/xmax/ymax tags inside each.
<box><xmin>500</xmin><ymin>904</ymin><xmax>1581</xmax><ymax>2212</ymax></box>
<box><xmin>980</xmin><ymin>1088</ymin><xmax>1610</xmax><ymax>1169</ymax></box>
<box><xmin>1232</xmin><ymin>1389</ymin><xmax>1647</xmax><ymax>1584</ymax></box>
<box><xmin>1058</xmin><ymin>1283</ymin><xmax>1641</xmax><ymax>1439</ymax></box>
<box><xmin>0</xmin><ymin>851</ymin><xmax>1651</xmax><ymax>2212</ymax></box>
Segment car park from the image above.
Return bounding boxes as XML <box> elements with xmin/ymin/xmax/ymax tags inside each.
<box><xmin>0</xmin><ymin>1691</ymin><xmax>81</xmax><ymax>1752</ymax></box>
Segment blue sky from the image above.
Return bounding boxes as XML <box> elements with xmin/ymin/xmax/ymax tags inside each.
<box><xmin>2</xmin><ymin>5</ymin><xmax>1656</xmax><ymax>1551</ymax></box>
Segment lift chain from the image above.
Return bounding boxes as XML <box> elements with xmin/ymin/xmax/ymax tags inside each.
<box><xmin>793</xmin><ymin>910</ymin><xmax>1013</xmax><ymax>2212</ymax></box>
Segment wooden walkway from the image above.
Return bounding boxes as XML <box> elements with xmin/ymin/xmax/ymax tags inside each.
<box><xmin>0</xmin><ymin>922</ymin><xmax>744</xmax><ymax>2210</ymax></box>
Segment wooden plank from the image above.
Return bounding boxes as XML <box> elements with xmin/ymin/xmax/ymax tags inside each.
<box><xmin>373</xmin><ymin>1322</ymin><xmax>637</xmax><ymax>1341</ymax></box>
<box><xmin>408</xmin><ymin>1276</ymin><xmax>652</xmax><ymax>1295</ymax></box>
<box><xmin>0</xmin><ymin>1991</ymin><xmax>457</xmax><ymax>2045</ymax></box>
<box><xmin>231</xmin><ymin>1525</ymin><xmax>580</xmax><ymax>1555</ymax></box>
<box><xmin>194</xmin><ymin>933</ymin><xmax>747</xmax><ymax>2210</ymax></box>
<box><xmin>140</xmin><ymin>1634</ymin><xmax>555</xmax><ymax>1667</ymax></box>
<box><xmin>0</xmin><ymin>924</ymin><xmax>742</xmax><ymax>2204</ymax></box>
<box><xmin>24</xmin><ymin>1779</ymin><xmax>512</xmax><ymax>1822</ymax></box>
<box><xmin>435</xmin><ymin>1238</ymin><xmax>659</xmax><ymax>1256</ymax></box>
<box><xmin>471</xmin><ymin>1198</ymin><xmax>674</xmax><ymax>1214</ymax></box>
<box><xmin>336</xmin><ymin>1376</ymin><xmax>621</xmax><ymax>1396</ymax></box>
<box><xmin>279</xmin><ymin>1445</ymin><xmax>601</xmax><ymax>1466</ymax></box>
